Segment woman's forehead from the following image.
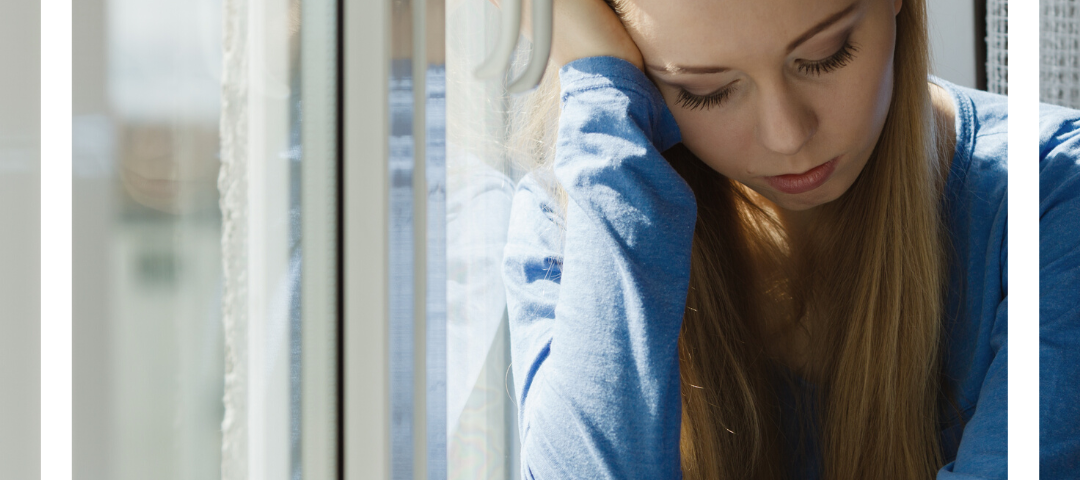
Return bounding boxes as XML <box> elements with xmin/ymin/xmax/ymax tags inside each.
<box><xmin>621</xmin><ymin>0</ymin><xmax>868</xmax><ymax>59</ymax></box>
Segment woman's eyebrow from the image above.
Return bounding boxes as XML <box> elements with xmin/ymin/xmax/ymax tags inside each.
<box><xmin>645</xmin><ymin>1</ymin><xmax>860</xmax><ymax>76</ymax></box>
<box><xmin>646</xmin><ymin>65</ymin><xmax>729</xmax><ymax>75</ymax></box>
<box><xmin>785</xmin><ymin>1</ymin><xmax>859</xmax><ymax>54</ymax></box>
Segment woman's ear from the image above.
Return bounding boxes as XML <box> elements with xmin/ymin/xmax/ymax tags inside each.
<box><xmin>893</xmin><ymin>0</ymin><xmax>902</xmax><ymax>15</ymax></box>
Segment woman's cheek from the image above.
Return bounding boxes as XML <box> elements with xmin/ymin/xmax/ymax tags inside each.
<box><xmin>667</xmin><ymin>107</ymin><xmax>715</xmax><ymax>158</ymax></box>
<box><xmin>662</xmin><ymin>90</ymin><xmax>757</xmax><ymax>179</ymax></box>
<box><xmin>678</xmin><ymin>121</ymin><xmax>748</xmax><ymax>178</ymax></box>
<box><xmin>842</xmin><ymin>54</ymin><xmax>893</xmax><ymax>154</ymax></box>
<box><xmin>855</xmin><ymin>32</ymin><xmax>896</xmax><ymax>134</ymax></box>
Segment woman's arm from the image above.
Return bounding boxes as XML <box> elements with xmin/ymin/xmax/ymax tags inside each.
<box><xmin>937</xmin><ymin>257</ymin><xmax>1008</xmax><ymax>480</ymax></box>
<box><xmin>1037</xmin><ymin>105</ymin><xmax>1080</xmax><ymax>478</ymax></box>
<box><xmin>502</xmin><ymin>56</ymin><xmax>694</xmax><ymax>479</ymax></box>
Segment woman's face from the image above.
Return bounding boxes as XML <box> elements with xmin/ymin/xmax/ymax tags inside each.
<box><xmin>619</xmin><ymin>0</ymin><xmax>902</xmax><ymax>212</ymax></box>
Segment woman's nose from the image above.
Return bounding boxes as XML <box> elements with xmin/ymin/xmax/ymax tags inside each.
<box><xmin>756</xmin><ymin>82</ymin><xmax>817</xmax><ymax>156</ymax></box>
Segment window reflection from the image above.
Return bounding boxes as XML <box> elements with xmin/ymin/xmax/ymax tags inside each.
<box><xmin>74</xmin><ymin>0</ymin><xmax>228</xmax><ymax>477</ymax></box>
<box><xmin>444</xmin><ymin>0</ymin><xmax>524</xmax><ymax>477</ymax></box>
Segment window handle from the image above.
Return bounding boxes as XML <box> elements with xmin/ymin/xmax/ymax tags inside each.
<box><xmin>474</xmin><ymin>0</ymin><xmax>552</xmax><ymax>94</ymax></box>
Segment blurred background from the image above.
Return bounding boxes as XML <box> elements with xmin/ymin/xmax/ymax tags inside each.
<box><xmin>0</xmin><ymin>0</ymin><xmax>40</xmax><ymax>479</ymax></box>
<box><xmin>73</xmin><ymin>0</ymin><xmax>232</xmax><ymax>477</ymax></box>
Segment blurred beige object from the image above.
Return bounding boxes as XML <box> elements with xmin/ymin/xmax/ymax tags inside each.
<box><xmin>119</xmin><ymin>123</ymin><xmax>220</xmax><ymax>214</ymax></box>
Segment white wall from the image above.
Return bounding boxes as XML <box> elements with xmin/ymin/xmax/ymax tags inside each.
<box><xmin>927</xmin><ymin>0</ymin><xmax>978</xmax><ymax>89</ymax></box>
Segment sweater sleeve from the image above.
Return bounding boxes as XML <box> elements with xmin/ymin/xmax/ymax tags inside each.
<box><xmin>502</xmin><ymin>56</ymin><xmax>695</xmax><ymax>480</ymax></box>
<box><xmin>1038</xmin><ymin>105</ymin><xmax>1080</xmax><ymax>478</ymax></box>
<box><xmin>937</xmin><ymin>253</ymin><xmax>1008</xmax><ymax>480</ymax></box>
<box><xmin>937</xmin><ymin>91</ymin><xmax>1009</xmax><ymax>479</ymax></box>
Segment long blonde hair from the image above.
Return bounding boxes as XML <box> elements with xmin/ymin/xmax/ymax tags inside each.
<box><xmin>508</xmin><ymin>0</ymin><xmax>951</xmax><ymax>478</ymax></box>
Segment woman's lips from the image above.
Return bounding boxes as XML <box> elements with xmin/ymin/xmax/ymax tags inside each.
<box><xmin>764</xmin><ymin>157</ymin><xmax>839</xmax><ymax>195</ymax></box>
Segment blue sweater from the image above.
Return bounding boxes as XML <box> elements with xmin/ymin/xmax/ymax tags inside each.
<box><xmin>504</xmin><ymin>56</ymin><xmax>1022</xmax><ymax>479</ymax></box>
<box><xmin>1039</xmin><ymin>102</ymin><xmax>1080</xmax><ymax>477</ymax></box>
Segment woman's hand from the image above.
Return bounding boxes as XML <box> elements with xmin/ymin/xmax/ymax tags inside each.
<box><xmin>488</xmin><ymin>0</ymin><xmax>643</xmax><ymax>70</ymax></box>
<box><xmin>549</xmin><ymin>0</ymin><xmax>643</xmax><ymax>70</ymax></box>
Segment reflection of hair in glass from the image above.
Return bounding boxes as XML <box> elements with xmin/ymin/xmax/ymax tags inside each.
<box><xmin>508</xmin><ymin>0</ymin><xmax>958</xmax><ymax>478</ymax></box>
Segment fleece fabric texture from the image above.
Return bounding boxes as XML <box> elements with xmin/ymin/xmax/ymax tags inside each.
<box><xmin>504</xmin><ymin>55</ymin><xmax>1034</xmax><ymax>480</ymax></box>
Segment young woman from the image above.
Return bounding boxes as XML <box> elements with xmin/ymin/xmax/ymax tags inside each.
<box><xmin>499</xmin><ymin>0</ymin><xmax>1030</xmax><ymax>478</ymax></box>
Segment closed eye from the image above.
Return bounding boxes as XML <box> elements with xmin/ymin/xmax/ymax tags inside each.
<box><xmin>672</xmin><ymin>40</ymin><xmax>858</xmax><ymax>111</ymax></box>
<box><xmin>675</xmin><ymin>82</ymin><xmax>738</xmax><ymax>111</ymax></box>
<box><xmin>797</xmin><ymin>40</ymin><xmax>858</xmax><ymax>76</ymax></box>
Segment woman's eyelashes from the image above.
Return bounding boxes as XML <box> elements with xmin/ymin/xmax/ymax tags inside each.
<box><xmin>675</xmin><ymin>83</ymin><xmax>736</xmax><ymax>111</ymax></box>
<box><xmin>673</xmin><ymin>40</ymin><xmax>860</xmax><ymax>111</ymax></box>
<box><xmin>797</xmin><ymin>40</ymin><xmax>859</xmax><ymax>76</ymax></box>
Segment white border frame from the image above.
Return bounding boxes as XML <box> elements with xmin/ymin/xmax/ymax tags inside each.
<box><xmin>41</xmin><ymin>0</ymin><xmax>72</xmax><ymax>478</ymax></box>
<box><xmin>1009</xmin><ymin>1</ymin><xmax>1039</xmax><ymax>478</ymax></box>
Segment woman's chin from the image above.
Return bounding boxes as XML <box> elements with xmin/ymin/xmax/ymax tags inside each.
<box><xmin>745</xmin><ymin>183</ymin><xmax>842</xmax><ymax>214</ymax></box>
<box><xmin>777</xmin><ymin>192</ymin><xmax>840</xmax><ymax>212</ymax></box>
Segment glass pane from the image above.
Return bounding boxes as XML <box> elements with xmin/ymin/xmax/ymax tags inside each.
<box><xmin>73</xmin><ymin>0</ymin><xmax>303</xmax><ymax>477</ymax></box>
<box><xmin>73</xmin><ymin>0</ymin><xmax>226</xmax><ymax>476</ymax></box>
<box><xmin>390</xmin><ymin>2</ymin><xmax>417</xmax><ymax>472</ymax></box>
<box><xmin>445</xmin><ymin>0</ymin><xmax>523</xmax><ymax>477</ymax></box>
